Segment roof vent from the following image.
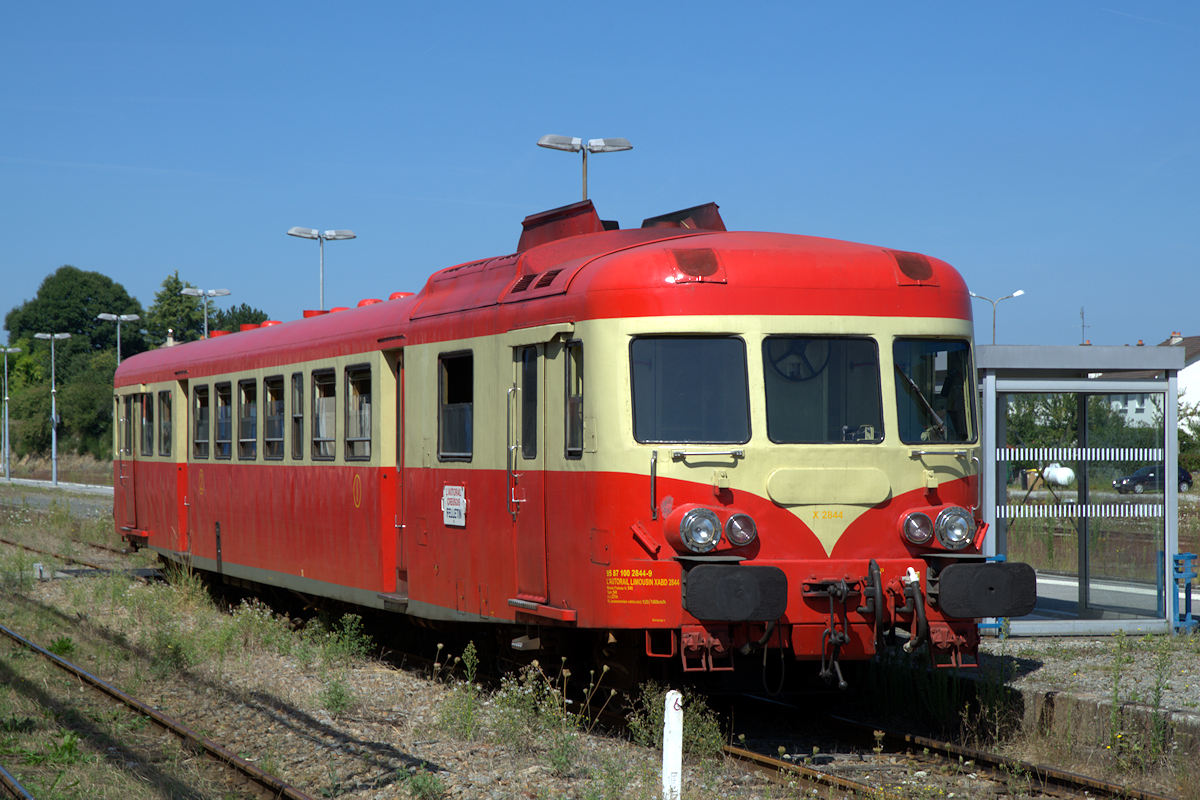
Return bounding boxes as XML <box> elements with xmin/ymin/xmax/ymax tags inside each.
<box><xmin>389</xmin><ymin>291</ymin><xmax>415</xmax><ymax>300</ymax></box>
<box><xmin>510</xmin><ymin>274</ymin><xmax>537</xmax><ymax>293</ymax></box>
<box><xmin>518</xmin><ymin>200</ymin><xmax>606</xmax><ymax>251</ymax></box>
<box><xmin>642</xmin><ymin>202</ymin><xmax>725</xmax><ymax>231</ymax></box>
<box><xmin>303</xmin><ymin>309</ymin><xmax>329</xmax><ymax>318</ymax></box>
<box><xmin>534</xmin><ymin>269</ymin><xmax>562</xmax><ymax>288</ymax></box>
<box><xmin>358</xmin><ymin>298</ymin><xmax>383</xmax><ymax>307</ymax></box>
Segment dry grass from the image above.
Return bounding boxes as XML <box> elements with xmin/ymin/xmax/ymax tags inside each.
<box><xmin>6</xmin><ymin>453</ymin><xmax>112</xmax><ymax>486</ymax></box>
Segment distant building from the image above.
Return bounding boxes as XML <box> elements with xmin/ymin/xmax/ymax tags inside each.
<box><xmin>1104</xmin><ymin>332</ymin><xmax>1200</xmax><ymax>427</ymax></box>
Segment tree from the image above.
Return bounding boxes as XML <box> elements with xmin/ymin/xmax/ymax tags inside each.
<box><xmin>4</xmin><ymin>266</ymin><xmax>145</xmax><ymax>371</ymax></box>
<box><xmin>211</xmin><ymin>303</ymin><xmax>270</xmax><ymax>333</ymax></box>
<box><xmin>143</xmin><ymin>271</ymin><xmax>205</xmax><ymax>345</ymax></box>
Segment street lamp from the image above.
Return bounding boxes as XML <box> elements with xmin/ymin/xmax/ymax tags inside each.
<box><xmin>96</xmin><ymin>312</ymin><xmax>140</xmax><ymax>364</ymax></box>
<box><xmin>286</xmin><ymin>227</ymin><xmax>357</xmax><ymax>311</ymax></box>
<box><xmin>537</xmin><ymin>135</ymin><xmax>633</xmax><ymax>202</ymax></box>
<box><xmin>969</xmin><ymin>289</ymin><xmax>1025</xmax><ymax>344</ymax></box>
<box><xmin>33</xmin><ymin>332</ymin><xmax>70</xmax><ymax>485</ymax></box>
<box><xmin>179</xmin><ymin>288</ymin><xmax>231</xmax><ymax>338</ymax></box>
<box><xmin>3</xmin><ymin>345</ymin><xmax>19</xmax><ymax>481</ymax></box>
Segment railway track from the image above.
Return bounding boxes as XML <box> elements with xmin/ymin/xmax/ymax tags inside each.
<box><xmin>723</xmin><ymin>704</ymin><xmax>1179</xmax><ymax>800</ymax></box>
<box><xmin>0</xmin><ymin>622</ymin><xmax>317</xmax><ymax>800</ymax></box>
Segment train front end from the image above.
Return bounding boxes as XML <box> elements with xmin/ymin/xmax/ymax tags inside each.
<box><xmin>575</xmin><ymin>230</ymin><xmax>1036</xmax><ymax>682</ymax></box>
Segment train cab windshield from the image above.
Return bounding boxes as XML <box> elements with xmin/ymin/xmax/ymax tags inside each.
<box><xmin>893</xmin><ymin>338</ymin><xmax>975</xmax><ymax>443</ymax></box>
<box><xmin>764</xmin><ymin>336</ymin><xmax>883</xmax><ymax>443</ymax></box>
<box><xmin>630</xmin><ymin>334</ymin><xmax>976</xmax><ymax>447</ymax></box>
<box><xmin>631</xmin><ymin>336</ymin><xmax>750</xmax><ymax>443</ymax></box>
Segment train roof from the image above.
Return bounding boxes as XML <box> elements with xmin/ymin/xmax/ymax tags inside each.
<box><xmin>115</xmin><ymin>200</ymin><xmax>970</xmax><ymax>386</ymax></box>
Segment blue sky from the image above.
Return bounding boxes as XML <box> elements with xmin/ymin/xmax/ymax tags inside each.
<box><xmin>2</xmin><ymin>2</ymin><xmax>1196</xmax><ymax>347</ymax></box>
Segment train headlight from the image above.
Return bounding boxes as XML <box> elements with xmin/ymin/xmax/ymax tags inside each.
<box><xmin>901</xmin><ymin>512</ymin><xmax>934</xmax><ymax>545</ymax></box>
<box><xmin>679</xmin><ymin>508</ymin><xmax>722</xmax><ymax>553</ymax></box>
<box><xmin>935</xmin><ymin>506</ymin><xmax>975</xmax><ymax>550</ymax></box>
<box><xmin>724</xmin><ymin>513</ymin><xmax>758</xmax><ymax>547</ymax></box>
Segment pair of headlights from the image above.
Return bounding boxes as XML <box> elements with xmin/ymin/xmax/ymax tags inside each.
<box><xmin>901</xmin><ymin>506</ymin><xmax>975</xmax><ymax>550</ymax></box>
<box><xmin>677</xmin><ymin>508</ymin><xmax>757</xmax><ymax>553</ymax></box>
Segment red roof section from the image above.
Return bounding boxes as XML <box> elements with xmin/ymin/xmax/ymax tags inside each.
<box><xmin>116</xmin><ymin>206</ymin><xmax>971</xmax><ymax>387</ymax></box>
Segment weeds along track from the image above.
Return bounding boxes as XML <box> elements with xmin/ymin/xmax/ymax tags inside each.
<box><xmin>831</xmin><ymin>716</ymin><xmax>1180</xmax><ymax>800</ymax></box>
<box><xmin>0</xmin><ymin>622</ymin><xmax>317</xmax><ymax>799</ymax></box>
<box><xmin>724</xmin><ymin>698</ymin><xmax>1182</xmax><ymax>799</ymax></box>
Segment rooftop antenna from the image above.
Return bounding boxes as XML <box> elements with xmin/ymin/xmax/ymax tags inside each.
<box><xmin>1080</xmin><ymin>307</ymin><xmax>1090</xmax><ymax>345</ymax></box>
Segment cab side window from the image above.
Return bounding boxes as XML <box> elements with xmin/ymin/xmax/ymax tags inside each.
<box><xmin>438</xmin><ymin>353</ymin><xmax>472</xmax><ymax>460</ymax></box>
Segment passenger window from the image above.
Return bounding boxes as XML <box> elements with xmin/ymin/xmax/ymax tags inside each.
<box><xmin>139</xmin><ymin>394</ymin><xmax>154</xmax><ymax>456</ymax></box>
<box><xmin>158</xmin><ymin>390</ymin><xmax>172</xmax><ymax>457</ymax></box>
<box><xmin>215</xmin><ymin>382</ymin><xmax>232</xmax><ymax>459</ymax></box>
<box><xmin>238</xmin><ymin>379</ymin><xmax>257</xmax><ymax>459</ymax></box>
<box><xmin>438</xmin><ymin>353</ymin><xmax>473</xmax><ymax>460</ymax></box>
<box><xmin>193</xmin><ymin>386</ymin><xmax>210</xmax><ymax>459</ymax></box>
<box><xmin>312</xmin><ymin>369</ymin><xmax>336</xmax><ymax>460</ymax></box>
<box><xmin>565</xmin><ymin>341</ymin><xmax>583</xmax><ymax>458</ymax></box>
<box><xmin>264</xmin><ymin>376</ymin><xmax>284</xmax><ymax>460</ymax></box>
<box><xmin>345</xmin><ymin>365</ymin><xmax>371</xmax><ymax>461</ymax></box>
<box><xmin>290</xmin><ymin>372</ymin><xmax>304</xmax><ymax>460</ymax></box>
<box><xmin>520</xmin><ymin>347</ymin><xmax>537</xmax><ymax>459</ymax></box>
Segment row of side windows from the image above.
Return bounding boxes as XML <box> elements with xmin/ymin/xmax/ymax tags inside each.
<box><xmin>435</xmin><ymin>341</ymin><xmax>583</xmax><ymax>462</ymax></box>
<box><xmin>119</xmin><ymin>391</ymin><xmax>173</xmax><ymax>458</ymax></box>
<box><xmin>192</xmin><ymin>365</ymin><xmax>372</xmax><ymax>462</ymax></box>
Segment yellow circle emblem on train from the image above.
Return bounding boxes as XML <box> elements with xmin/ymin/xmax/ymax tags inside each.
<box><xmin>352</xmin><ymin>473</ymin><xmax>362</xmax><ymax>509</ymax></box>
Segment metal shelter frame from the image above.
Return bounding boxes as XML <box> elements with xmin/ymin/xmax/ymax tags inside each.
<box><xmin>978</xmin><ymin>345</ymin><xmax>1184</xmax><ymax>635</ymax></box>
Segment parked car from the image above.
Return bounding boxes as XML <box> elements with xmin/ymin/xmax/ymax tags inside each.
<box><xmin>1112</xmin><ymin>465</ymin><xmax>1192</xmax><ymax>494</ymax></box>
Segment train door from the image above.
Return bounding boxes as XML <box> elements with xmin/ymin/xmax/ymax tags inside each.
<box><xmin>173</xmin><ymin>380</ymin><xmax>188</xmax><ymax>553</ymax></box>
<box><xmin>511</xmin><ymin>344</ymin><xmax>548</xmax><ymax>601</ymax></box>
<box><xmin>390</xmin><ymin>350</ymin><xmax>408</xmax><ymax>600</ymax></box>
<box><xmin>116</xmin><ymin>393</ymin><xmax>137</xmax><ymax>530</ymax></box>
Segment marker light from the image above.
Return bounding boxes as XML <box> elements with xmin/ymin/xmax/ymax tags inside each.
<box><xmin>935</xmin><ymin>506</ymin><xmax>975</xmax><ymax>550</ymax></box>
<box><xmin>902</xmin><ymin>512</ymin><xmax>934</xmax><ymax>545</ymax></box>
<box><xmin>679</xmin><ymin>508</ymin><xmax>722</xmax><ymax>553</ymax></box>
<box><xmin>724</xmin><ymin>513</ymin><xmax>758</xmax><ymax>547</ymax></box>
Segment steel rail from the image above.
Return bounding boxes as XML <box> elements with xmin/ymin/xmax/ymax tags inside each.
<box><xmin>832</xmin><ymin>716</ymin><xmax>1178</xmax><ymax>800</ymax></box>
<box><xmin>0</xmin><ymin>765</ymin><xmax>34</xmax><ymax>800</ymax></box>
<box><xmin>0</xmin><ymin>622</ymin><xmax>317</xmax><ymax>800</ymax></box>
<box><xmin>723</xmin><ymin>744</ymin><xmax>904</xmax><ymax>799</ymax></box>
<box><xmin>0</xmin><ymin>535</ymin><xmax>109</xmax><ymax>572</ymax></box>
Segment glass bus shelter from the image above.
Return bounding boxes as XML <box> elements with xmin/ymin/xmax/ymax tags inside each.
<box><xmin>978</xmin><ymin>345</ymin><xmax>1185</xmax><ymax>635</ymax></box>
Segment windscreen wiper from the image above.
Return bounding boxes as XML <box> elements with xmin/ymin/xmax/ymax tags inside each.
<box><xmin>894</xmin><ymin>365</ymin><xmax>946</xmax><ymax>438</ymax></box>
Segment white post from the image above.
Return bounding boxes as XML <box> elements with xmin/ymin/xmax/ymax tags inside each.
<box><xmin>662</xmin><ymin>689</ymin><xmax>683</xmax><ymax>800</ymax></box>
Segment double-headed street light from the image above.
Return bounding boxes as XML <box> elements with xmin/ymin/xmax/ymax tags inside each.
<box><xmin>179</xmin><ymin>288</ymin><xmax>231</xmax><ymax>339</ymax></box>
<box><xmin>969</xmin><ymin>289</ymin><xmax>1026</xmax><ymax>344</ymax></box>
<box><xmin>3</xmin><ymin>345</ymin><xmax>19</xmax><ymax>481</ymax></box>
<box><xmin>287</xmin><ymin>227</ymin><xmax>357</xmax><ymax>311</ymax></box>
<box><xmin>96</xmin><ymin>312</ymin><xmax>140</xmax><ymax>364</ymax></box>
<box><xmin>537</xmin><ymin>135</ymin><xmax>633</xmax><ymax>201</ymax></box>
<box><xmin>33</xmin><ymin>332</ymin><xmax>70</xmax><ymax>485</ymax></box>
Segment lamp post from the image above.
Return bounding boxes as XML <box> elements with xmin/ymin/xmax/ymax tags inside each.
<box><xmin>3</xmin><ymin>345</ymin><xmax>19</xmax><ymax>481</ymax></box>
<box><xmin>969</xmin><ymin>289</ymin><xmax>1025</xmax><ymax>344</ymax></box>
<box><xmin>537</xmin><ymin>135</ymin><xmax>633</xmax><ymax>201</ymax></box>
<box><xmin>96</xmin><ymin>313</ymin><xmax>140</xmax><ymax>364</ymax></box>
<box><xmin>33</xmin><ymin>332</ymin><xmax>70</xmax><ymax>485</ymax></box>
<box><xmin>286</xmin><ymin>227</ymin><xmax>357</xmax><ymax>310</ymax></box>
<box><xmin>179</xmin><ymin>288</ymin><xmax>231</xmax><ymax>338</ymax></box>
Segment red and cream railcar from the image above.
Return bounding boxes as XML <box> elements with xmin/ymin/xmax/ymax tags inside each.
<box><xmin>113</xmin><ymin>200</ymin><xmax>1034</xmax><ymax>681</ymax></box>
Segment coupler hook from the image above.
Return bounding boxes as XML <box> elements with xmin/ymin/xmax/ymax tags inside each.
<box><xmin>819</xmin><ymin>579</ymin><xmax>852</xmax><ymax>689</ymax></box>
